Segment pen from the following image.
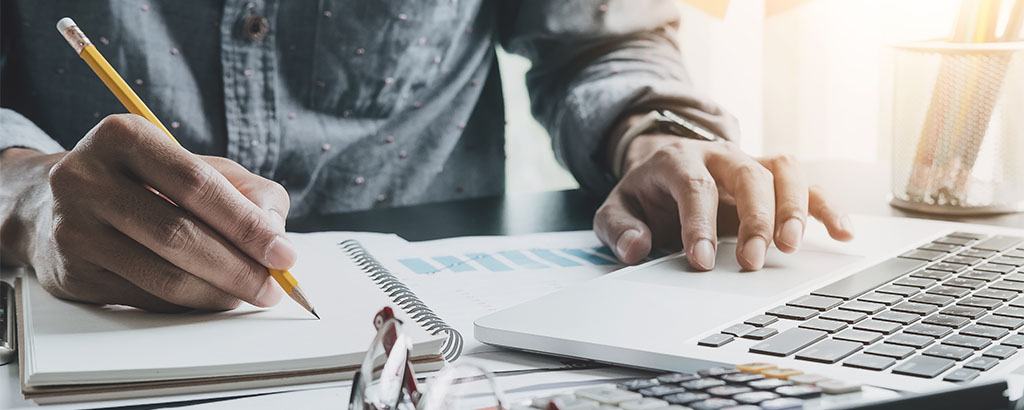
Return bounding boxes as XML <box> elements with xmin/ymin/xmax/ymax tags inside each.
<box><xmin>56</xmin><ymin>17</ymin><xmax>319</xmax><ymax>319</ymax></box>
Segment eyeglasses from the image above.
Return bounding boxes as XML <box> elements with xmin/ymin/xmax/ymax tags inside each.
<box><xmin>349</xmin><ymin>307</ymin><xmax>510</xmax><ymax>410</ymax></box>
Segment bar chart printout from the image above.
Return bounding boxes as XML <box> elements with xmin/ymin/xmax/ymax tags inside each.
<box><xmin>398</xmin><ymin>246</ymin><xmax>617</xmax><ymax>275</ymax></box>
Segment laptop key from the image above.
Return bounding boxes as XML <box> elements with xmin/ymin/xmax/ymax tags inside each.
<box><xmin>958</xmin><ymin>296</ymin><xmax>1003</xmax><ymax>310</ymax></box>
<box><xmin>1001</xmin><ymin>334</ymin><xmax>1024</xmax><ymax>348</ymax></box>
<box><xmin>990</xmin><ymin>281</ymin><xmax>1024</xmax><ymax>293</ymax></box>
<box><xmin>977</xmin><ymin>315</ymin><xmax>1024</xmax><ymax>330</ymax></box>
<box><xmin>973</xmin><ymin>235</ymin><xmax>1023</xmax><ymax>252</ymax></box>
<box><xmin>905</xmin><ymin>323</ymin><xmax>953</xmax><ymax>338</ymax></box>
<box><xmin>795</xmin><ymin>339</ymin><xmax>862</xmax><ymax>363</ymax></box>
<box><xmin>949</xmin><ymin>232</ymin><xmax>987</xmax><ymax>240</ymax></box>
<box><xmin>722</xmin><ymin>324</ymin><xmax>758</xmax><ymax>337</ymax></box>
<box><xmin>964</xmin><ymin>356</ymin><xmax>1000</xmax><ymax>371</ymax></box>
<box><xmin>960</xmin><ymin>270</ymin><xmax>1001</xmax><ymax>282</ymax></box>
<box><xmin>843</xmin><ymin>353</ymin><xmax>896</xmax><ymax>371</ymax></box>
<box><xmin>922</xmin><ymin>314</ymin><xmax>970</xmax><ymax>328</ymax></box>
<box><xmin>920</xmin><ymin>243</ymin><xmax>961</xmax><ymax>252</ymax></box>
<box><xmin>787</xmin><ymin>295</ymin><xmax>843</xmax><ymax>311</ymax></box>
<box><xmin>818</xmin><ymin>309</ymin><xmax>867</xmax><ymax>324</ymax></box>
<box><xmin>811</xmin><ymin>258</ymin><xmax>926</xmax><ymax>300</ymax></box>
<box><xmin>944</xmin><ymin>277</ymin><xmax>986</xmax><ymax>290</ymax></box>
<box><xmin>1005</xmin><ymin>273</ymin><xmax>1024</xmax><ymax>283</ymax></box>
<box><xmin>909</xmin><ymin>294</ymin><xmax>954</xmax><ymax>307</ymax></box>
<box><xmin>745</xmin><ymin>315</ymin><xmax>778</xmax><ymax>327</ymax></box>
<box><xmin>840</xmin><ymin>301</ymin><xmax>886</xmax><ymax>314</ymax></box>
<box><xmin>923</xmin><ymin>345</ymin><xmax>974</xmax><ymax>361</ymax></box>
<box><xmin>749</xmin><ymin>328</ymin><xmax>827</xmax><ymax>357</ymax></box>
<box><xmin>865</xmin><ymin>343</ymin><xmax>914</xmax><ymax>359</ymax></box>
<box><xmin>942</xmin><ymin>334</ymin><xmax>992</xmax><ymax>350</ymax></box>
<box><xmin>766</xmin><ymin>305</ymin><xmax>818</xmax><ymax>320</ymax></box>
<box><xmin>913</xmin><ymin>270</ymin><xmax>953</xmax><ymax>281</ymax></box>
<box><xmin>1005</xmin><ymin>249</ymin><xmax>1024</xmax><ymax>258</ymax></box>
<box><xmin>875</xmin><ymin>310</ymin><xmax>920</xmax><ymax>325</ymax></box>
<box><xmin>983</xmin><ymin>345</ymin><xmax>1017</xmax><ymax>359</ymax></box>
<box><xmin>891</xmin><ymin>302</ymin><xmax>938</xmax><ymax>316</ymax></box>
<box><xmin>992</xmin><ymin>257</ymin><xmax>1024</xmax><ymax>267</ymax></box>
<box><xmin>973</xmin><ymin>289</ymin><xmax>1017</xmax><ymax>301</ymax></box>
<box><xmin>1011</xmin><ymin>296</ymin><xmax>1024</xmax><ymax>307</ymax></box>
<box><xmin>876</xmin><ymin>285</ymin><xmax>920</xmax><ymax>297</ymax></box>
<box><xmin>859</xmin><ymin>292</ymin><xmax>903</xmax><ymax>305</ymax></box>
<box><xmin>940</xmin><ymin>306</ymin><xmax>987</xmax><ymax>319</ymax></box>
<box><xmin>943</xmin><ymin>368</ymin><xmax>981</xmax><ymax>383</ymax></box>
<box><xmin>799</xmin><ymin>318</ymin><xmax>847</xmax><ymax>333</ymax></box>
<box><xmin>743</xmin><ymin>327</ymin><xmax>779</xmax><ymax>340</ymax></box>
<box><xmin>834</xmin><ymin>329</ymin><xmax>883</xmax><ymax>344</ymax></box>
<box><xmin>930</xmin><ymin>263</ymin><xmax>967</xmax><ymax>273</ymax></box>
<box><xmin>928</xmin><ymin>286</ymin><xmax>971</xmax><ymax>298</ymax></box>
<box><xmin>853</xmin><ymin>319</ymin><xmax>901</xmax><ymax>334</ymax></box>
<box><xmin>936</xmin><ymin>236</ymin><xmax>975</xmax><ymax>246</ymax></box>
<box><xmin>900</xmin><ymin>249</ymin><xmax>946</xmax><ymax>261</ymax></box>
<box><xmin>893</xmin><ymin>277</ymin><xmax>935</xmax><ymax>289</ymax></box>
<box><xmin>892</xmin><ymin>355</ymin><xmax>955</xmax><ymax>378</ymax></box>
<box><xmin>960</xmin><ymin>324</ymin><xmax>1009</xmax><ymax>339</ymax></box>
<box><xmin>698</xmin><ymin>334</ymin><xmax>734</xmax><ymax>347</ymax></box>
<box><xmin>945</xmin><ymin>255</ymin><xmax>982</xmax><ymax>266</ymax></box>
<box><xmin>976</xmin><ymin>263</ymin><xmax>1015</xmax><ymax>274</ymax></box>
<box><xmin>886</xmin><ymin>333</ymin><xmax>935</xmax><ymax>348</ymax></box>
<box><xmin>960</xmin><ymin>249</ymin><xmax>997</xmax><ymax>258</ymax></box>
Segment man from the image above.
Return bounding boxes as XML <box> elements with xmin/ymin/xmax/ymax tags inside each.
<box><xmin>0</xmin><ymin>1</ymin><xmax>852</xmax><ymax>312</ymax></box>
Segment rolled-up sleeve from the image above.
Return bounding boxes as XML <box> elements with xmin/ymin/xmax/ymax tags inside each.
<box><xmin>0</xmin><ymin>109</ymin><xmax>65</xmax><ymax>154</ymax></box>
<box><xmin>500</xmin><ymin>0</ymin><xmax>740</xmax><ymax>195</ymax></box>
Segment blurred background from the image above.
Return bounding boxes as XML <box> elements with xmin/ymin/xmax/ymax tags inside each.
<box><xmin>500</xmin><ymin>0</ymin><xmax>969</xmax><ymax>193</ymax></box>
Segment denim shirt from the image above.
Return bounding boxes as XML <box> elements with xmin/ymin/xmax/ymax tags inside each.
<box><xmin>1</xmin><ymin>0</ymin><xmax>738</xmax><ymax>218</ymax></box>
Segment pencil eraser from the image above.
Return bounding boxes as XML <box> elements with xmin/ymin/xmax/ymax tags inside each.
<box><xmin>56</xmin><ymin>17</ymin><xmax>76</xmax><ymax>33</ymax></box>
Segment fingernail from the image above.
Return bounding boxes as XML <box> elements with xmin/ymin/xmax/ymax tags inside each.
<box><xmin>778</xmin><ymin>218</ymin><xmax>803</xmax><ymax>251</ymax></box>
<box><xmin>254</xmin><ymin>276</ymin><xmax>283</xmax><ymax>307</ymax></box>
<box><xmin>740</xmin><ymin>237</ymin><xmax>767</xmax><ymax>270</ymax></box>
<box><xmin>616</xmin><ymin>229</ymin><xmax>641</xmax><ymax>261</ymax></box>
<box><xmin>265</xmin><ymin>235</ymin><xmax>297</xmax><ymax>269</ymax></box>
<box><xmin>689</xmin><ymin>239</ymin><xmax>715</xmax><ymax>270</ymax></box>
<box><xmin>839</xmin><ymin>215</ymin><xmax>855</xmax><ymax>235</ymax></box>
<box><xmin>267</xmin><ymin>208</ymin><xmax>287</xmax><ymax>232</ymax></box>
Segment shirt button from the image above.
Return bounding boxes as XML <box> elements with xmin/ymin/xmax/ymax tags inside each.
<box><xmin>242</xmin><ymin>15</ymin><xmax>270</xmax><ymax>42</ymax></box>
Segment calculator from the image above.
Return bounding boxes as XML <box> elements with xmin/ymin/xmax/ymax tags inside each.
<box><xmin>1</xmin><ymin>281</ymin><xmax>15</xmax><ymax>365</ymax></box>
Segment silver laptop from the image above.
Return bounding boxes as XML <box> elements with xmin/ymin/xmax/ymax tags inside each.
<box><xmin>476</xmin><ymin>215</ymin><xmax>1024</xmax><ymax>397</ymax></box>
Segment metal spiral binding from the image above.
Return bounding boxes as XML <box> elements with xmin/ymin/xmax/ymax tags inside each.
<box><xmin>339</xmin><ymin>239</ymin><xmax>464</xmax><ymax>361</ymax></box>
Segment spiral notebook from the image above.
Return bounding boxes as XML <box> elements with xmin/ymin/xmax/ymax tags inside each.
<box><xmin>17</xmin><ymin>232</ymin><xmax>461</xmax><ymax>404</ymax></box>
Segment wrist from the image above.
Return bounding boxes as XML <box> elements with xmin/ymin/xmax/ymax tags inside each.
<box><xmin>0</xmin><ymin>149</ymin><xmax>65</xmax><ymax>266</ymax></box>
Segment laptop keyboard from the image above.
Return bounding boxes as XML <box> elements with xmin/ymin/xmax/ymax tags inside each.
<box><xmin>698</xmin><ymin>232</ymin><xmax>1024</xmax><ymax>383</ymax></box>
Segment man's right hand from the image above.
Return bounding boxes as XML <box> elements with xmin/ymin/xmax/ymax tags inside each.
<box><xmin>0</xmin><ymin>114</ymin><xmax>294</xmax><ymax>312</ymax></box>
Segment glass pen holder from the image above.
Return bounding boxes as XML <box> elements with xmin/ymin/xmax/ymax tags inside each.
<box><xmin>886</xmin><ymin>40</ymin><xmax>1024</xmax><ymax>215</ymax></box>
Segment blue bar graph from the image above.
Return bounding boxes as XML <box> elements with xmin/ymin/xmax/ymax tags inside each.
<box><xmin>592</xmin><ymin>246</ymin><xmax>616</xmax><ymax>259</ymax></box>
<box><xmin>562</xmin><ymin>248</ymin><xmax>617</xmax><ymax>265</ymax></box>
<box><xmin>399</xmin><ymin>258</ymin><xmax>438</xmax><ymax>274</ymax></box>
<box><xmin>530</xmin><ymin>249</ymin><xmax>581</xmax><ymax>267</ymax></box>
<box><xmin>433</xmin><ymin>256</ymin><xmax>476</xmax><ymax>272</ymax></box>
<box><xmin>467</xmin><ymin>253</ymin><xmax>513</xmax><ymax>272</ymax></box>
<box><xmin>498</xmin><ymin>250</ymin><xmax>548</xmax><ymax>269</ymax></box>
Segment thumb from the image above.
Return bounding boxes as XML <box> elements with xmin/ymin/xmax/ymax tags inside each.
<box><xmin>594</xmin><ymin>198</ymin><xmax>652</xmax><ymax>265</ymax></box>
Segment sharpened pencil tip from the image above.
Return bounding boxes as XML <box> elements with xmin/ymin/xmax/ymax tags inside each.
<box><xmin>311</xmin><ymin>310</ymin><xmax>321</xmax><ymax>320</ymax></box>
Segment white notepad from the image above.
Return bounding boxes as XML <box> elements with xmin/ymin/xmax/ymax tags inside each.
<box><xmin>18</xmin><ymin>232</ymin><xmax>452</xmax><ymax>404</ymax></box>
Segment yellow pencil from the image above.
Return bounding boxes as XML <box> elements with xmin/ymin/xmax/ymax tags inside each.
<box><xmin>56</xmin><ymin>17</ymin><xmax>319</xmax><ymax>319</ymax></box>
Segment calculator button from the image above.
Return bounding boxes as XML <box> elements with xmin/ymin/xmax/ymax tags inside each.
<box><xmin>688</xmin><ymin>398</ymin><xmax>738</xmax><ymax>410</ymax></box>
<box><xmin>983</xmin><ymin>345</ymin><xmax>1017</xmax><ymax>359</ymax></box>
<box><xmin>798</xmin><ymin>318</ymin><xmax>847</xmax><ymax>333</ymax></box>
<box><xmin>874</xmin><ymin>310</ymin><xmax>920</xmax><ymax>325</ymax></box>
<box><xmin>941</xmin><ymin>334</ymin><xmax>992</xmax><ymax>350</ymax></box>
<box><xmin>818</xmin><ymin>309</ymin><xmax>867</xmax><ymax>324</ymax></box>
<box><xmin>943</xmin><ymin>368</ymin><xmax>981</xmax><ymax>383</ymax></box>
<box><xmin>663</xmin><ymin>392</ymin><xmax>709</xmax><ymax>405</ymax></box>
<box><xmin>864</xmin><ymin>343</ymin><xmax>915</xmax><ymax>359</ymax></box>
<box><xmin>794</xmin><ymin>339</ymin><xmax>862</xmax><ymax>363</ymax></box>
<box><xmin>732</xmin><ymin>391</ymin><xmax>779</xmax><ymax>404</ymax></box>
<box><xmin>816</xmin><ymin>379</ymin><xmax>862</xmax><ymax>394</ymax></box>
<box><xmin>774</xmin><ymin>385</ymin><xmax>822</xmax><ymax>399</ymax></box>
<box><xmin>638</xmin><ymin>385</ymin><xmax>687</xmax><ymax>397</ymax></box>
<box><xmin>923</xmin><ymin>345</ymin><xmax>973</xmax><ymax>361</ymax></box>
<box><xmin>698</xmin><ymin>334</ymin><xmax>734</xmax><ymax>347</ymax></box>
<box><xmin>619</xmin><ymin>378</ymin><xmax>660</xmax><ymax>391</ymax></box>
<box><xmin>744</xmin><ymin>315</ymin><xmax>778</xmax><ymax>327</ymax></box>
<box><xmin>706</xmin><ymin>385</ymin><xmax>751</xmax><ymax>397</ymax></box>
<box><xmin>761</xmin><ymin>368</ymin><xmax>802</xmax><ymax>379</ymax></box>
<box><xmin>617</xmin><ymin>398</ymin><xmax>669</xmax><ymax>410</ymax></box>
<box><xmin>759</xmin><ymin>397</ymin><xmax>805</xmax><ymax>410</ymax></box>
<box><xmin>885</xmin><ymin>333</ymin><xmax>935</xmax><ymax>348</ymax></box>
<box><xmin>964</xmin><ymin>356</ymin><xmax>1000</xmax><ymax>371</ymax></box>
<box><xmin>575</xmin><ymin>386</ymin><xmax>642</xmax><ymax>404</ymax></box>
<box><xmin>721</xmin><ymin>373</ymin><xmax>765</xmax><ymax>384</ymax></box>
<box><xmin>749</xmin><ymin>328</ymin><xmax>826</xmax><ymax>357</ymax></box>
<box><xmin>736</xmin><ymin>362</ymin><xmax>777</xmax><ymax>373</ymax></box>
<box><xmin>892</xmin><ymin>355</ymin><xmax>955</xmax><ymax>378</ymax></box>
<box><xmin>787</xmin><ymin>295</ymin><xmax>843</xmax><ymax>311</ymax></box>
<box><xmin>657</xmin><ymin>373</ymin><xmax>698</xmax><ymax>384</ymax></box>
<box><xmin>843</xmin><ymin>353</ymin><xmax>896</xmax><ymax>371</ymax></box>
<box><xmin>960</xmin><ymin>324</ymin><xmax>1009</xmax><ymax>339</ymax></box>
<box><xmin>834</xmin><ymin>329</ymin><xmax>883</xmax><ymax>344</ymax></box>
<box><xmin>748</xmin><ymin>379</ymin><xmax>792</xmax><ymax>390</ymax></box>
<box><xmin>787</xmin><ymin>374</ymin><xmax>826</xmax><ymax>385</ymax></box>
<box><xmin>680</xmin><ymin>378</ymin><xmax>726</xmax><ymax>391</ymax></box>
<box><xmin>977</xmin><ymin>315</ymin><xmax>1024</xmax><ymax>330</ymax></box>
<box><xmin>766</xmin><ymin>306</ymin><xmax>818</xmax><ymax>320</ymax></box>
<box><xmin>743</xmin><ymin>327</ymin><xmax>779</xmax><ymax>340</ymax></box>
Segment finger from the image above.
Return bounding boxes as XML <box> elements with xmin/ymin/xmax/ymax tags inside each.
<box><xmin>809</xmin><ymin>185</ymin><xmax>855</xmax><ymax>241</ymax></box>
<box><xmin>761</xmin><ymin>155</ymin><xmax>808</xmax><ymax>254</ymax></box>
<box><xmin>660</xmin><ymin>157</ymin><xmax>719</xmax><ymax>271</ymax></box>
<box><xmin>83</xmin><ymin>223</ymin><xmax>264</xmax><ymax>310</ymax></box>
<box><xmin>202</xmin><ymin>156</ymin><xmax>290</xmax><ymax>231</ymax></box>
<box><xmin>708</xmin><ymin>151</ymin><xmax>775</xmax><ymax>271</ymax></box>
<box><xmin>88</xmin><ymin>115</ymin><xmax>295</xmax><ymax>270</ymax></box>
<box><xmin>593</xmin><ymin>192</ymin><xmax>652</xmax><ymax>265</ymax></box>
<box><xmin>93</xmin><ymin>175</ymin><xmax>283</xmax><ymax>307</ymax></box>
<box><xmin>63</xmin><ymin>267</ymin><xmax>189</xmax><ymax>313</ymax></box>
